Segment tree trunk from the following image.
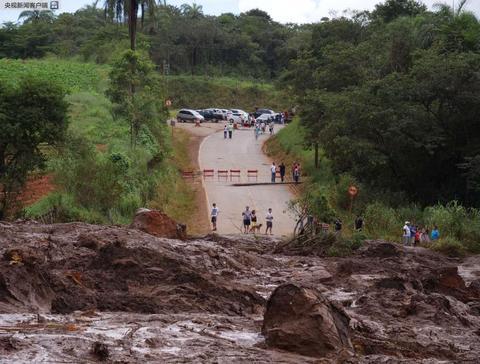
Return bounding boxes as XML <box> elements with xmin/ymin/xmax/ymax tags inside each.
<box><xmin>128</xmin><ymin>0</ymin><xmax>137</xmax><ymax>51</ymax></box>
<box><xmin>314</xmin><ymin>142</ymin><xmax>319</xmax><ymax>168</ymax></box>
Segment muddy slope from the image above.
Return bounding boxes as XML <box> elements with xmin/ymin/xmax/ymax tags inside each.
<box><xmin>0</xmin><ymin>221</ymin><xmax>479</xmax><ymax>363</ymax></box>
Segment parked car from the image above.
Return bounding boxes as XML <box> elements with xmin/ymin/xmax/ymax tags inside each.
<box><xmin>253</xmin><ymin>108</ymin><xmax>275</xmax><ymax>119</ymax></box>
<box><xmin>204</xmin><ymin>108</ymin><xmax>224</xmax><ymax>121</ymax></box>
<box><xmin>176</xmin><ymin>109</ymin><xmax>204</xmax><ymax>123</ymax></box>
<box><xmin>230</xmin><ymin>109</ymin><xmax>249</xmax><ymax>122</ymax></box>
<box><xmin>228</xmin><ymin>112</ymin><xmax>245</xmax><ymax>124</ymax></box>
<box><xmin>256</xmin><ymin>113</ymin><xmax>275</xmax><ymax>123</ymax></box>
<box><xmin>197</xmin><ymin>109</ymin><xmax>218</xmax><ymax>122</ymax></box>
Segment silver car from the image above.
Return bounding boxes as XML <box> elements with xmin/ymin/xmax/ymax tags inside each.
<box><xmin>176</xmin><ymin>109</ymin><xmax>204</xmax><ymax>123</ymax></box>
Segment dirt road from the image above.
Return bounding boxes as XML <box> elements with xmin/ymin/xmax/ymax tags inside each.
<box><xmin>199</xmin><ymin>127</ymin><xmax>296</xmax><ymax>236</ymax></box>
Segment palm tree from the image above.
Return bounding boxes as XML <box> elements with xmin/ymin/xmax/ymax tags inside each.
<box><xmin>180</xmin><ymin>2</ymin><xmax>203</xmax><ymax>19</ymax></box>
<box><xmin>18</xmin><ymin>10</ymin><xmax>55</xmax><ymax>24</ymax></box>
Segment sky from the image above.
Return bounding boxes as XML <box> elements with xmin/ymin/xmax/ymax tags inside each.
<box><xmin>1</xmin><ymin>0</ymin><xmax>479</xmax><ymax>24</ymax></box>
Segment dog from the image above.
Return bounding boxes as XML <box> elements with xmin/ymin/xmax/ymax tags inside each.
<box><xmin>249</xmin><ymin>223</ymin><xmax>263</xmax><ymax>234</ymax></box>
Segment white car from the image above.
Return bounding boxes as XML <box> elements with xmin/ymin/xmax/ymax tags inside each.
<box><xmin>228</xmin><ymin>112</ymin><xmax>245</xmax><ymax>124</ymax></box>
<box><xmin>256</xmin><ymin>113</ymin><xmax>274</xmax><ymax>123</ymax></box>
<box><xmin>230</xmin><ymin>109</ymin><xmax>249</xmax><ymax>121</ymax></box>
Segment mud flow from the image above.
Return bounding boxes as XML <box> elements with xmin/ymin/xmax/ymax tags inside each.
<box><xmin>0</xmin><ymin>221</ymin><xmax>479</xmax><ymax>362</ymax></box>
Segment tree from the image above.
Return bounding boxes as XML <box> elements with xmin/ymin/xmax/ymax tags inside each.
<box><xmin>106</xmin><ymin>50</ymin><xmax>166</xmax><ymax>148</ymax></box>
<box><xmin>0</xmin><ymin>79</ymin><xmax>69</xmax><ymax>218</ymax></box>
<box><xmin>18</xmin><ymin>10</ymin><xmax>55</xmax><ymax>24</ymax></box>
<box><xmin>371</xmin><ymin>0</ymin><xmax>427</xmax><ymax>23</ymax></box>
<box><xmin>180</xmin><ymin>3</ymin><xmax>203</xmax><ymax>19</ymax></box>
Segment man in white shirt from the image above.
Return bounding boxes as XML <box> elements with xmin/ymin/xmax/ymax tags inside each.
<box><xmin>211</xmin><ymin>203</ymin><xmax>219</xmax><ymax>231</ymax></box>
<box><xmin>242</xmin><ymin>206</ymin><xmax>252</xmax><ymax>234</ymax></box>
<box><xmin>270</xmin><ymin>162</ymin><xmax>276</xmax><ymax>183</ymax></box>
<box><xmin>265</xmin><ymin>208</ymin><xmax>273</xmax><ymax>235</ymax></box>
<box><xmin>403</xmin><ymin>221</ymin><xmax>410</xmax><ymax>246</ymax></box>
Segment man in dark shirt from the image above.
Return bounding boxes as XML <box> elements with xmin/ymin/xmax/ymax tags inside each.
<box><xmin>279</xmin><ymin>162</ymin><xmax>286</xmax><ymax>182</ymax></box>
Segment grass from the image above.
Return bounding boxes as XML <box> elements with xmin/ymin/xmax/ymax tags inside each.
<box><xmin>0</xmin><ymin>58</ymin><xmax>106</xmax><ymax>92</ymax></box>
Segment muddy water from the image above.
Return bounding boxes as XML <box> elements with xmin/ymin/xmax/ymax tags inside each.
<box><xmin>1</xmin><ymin>222</ymin><xmax>480</xmax><ymax>362</ymax></box>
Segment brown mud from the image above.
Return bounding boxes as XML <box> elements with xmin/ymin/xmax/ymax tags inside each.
<box><xmin>0</xmin><ymin>221</ymin><xmax>479</xmax><ymax>362</ymax></box>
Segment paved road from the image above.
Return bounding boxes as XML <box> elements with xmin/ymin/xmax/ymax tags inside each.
<box><xmin>199</xmin><ymin>127</ymin><xmax>296</xmax><ymax>236</ymax></box>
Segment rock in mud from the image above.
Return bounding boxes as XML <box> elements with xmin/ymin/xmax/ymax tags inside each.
<box><xmin>92</xmin><ymin>341</ymin><xmax>109</xmax><ymax>361</ymax></box>
<box><xmin>131</xmin><ymin>209</ymin><xmax>187</xmax><ymax>240</ymax></box>
<box><xmin>262</xmin><ymin>284</ymin><xmax>353</xmax><ymax>358</ymax></box>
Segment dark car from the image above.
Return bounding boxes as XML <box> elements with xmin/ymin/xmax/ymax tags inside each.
<box><xmin>196</xmin><ymin>109</ymin><xmax>219</xmax><ymax>122</ymax></box>
<box><xmin>253</xmin><ymin>108</ymin><xmax>275</xmax><ymax>119</ymax></box>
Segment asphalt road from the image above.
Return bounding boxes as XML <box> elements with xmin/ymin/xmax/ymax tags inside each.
<box><xmin>199</xmin><ymin>126</ymin><xmax>296</xmax><ymax>236</ymax></box>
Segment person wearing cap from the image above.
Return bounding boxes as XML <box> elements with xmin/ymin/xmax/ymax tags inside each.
<box><xmin>403</xmin><ymin>221</ymin><xmax>411</xmax><ymax>246</ymax></box>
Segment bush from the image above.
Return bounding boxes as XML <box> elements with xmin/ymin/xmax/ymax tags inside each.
<box><xmin>431</xmin><ymin>238</ymin><xmax>466</xmax><ymax>258</ymax></box>
<box><xmin>24</xmin><ymin>192</ymin><xmax>106</xmax><ymax>224</ymax></box>
<box><xmin>364</xmin><ymin>202</ymin><xmax>400</xmax><ymax>239</ymax></box>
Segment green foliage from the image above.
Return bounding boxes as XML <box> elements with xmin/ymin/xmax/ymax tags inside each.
<box><xmin>431</xmin><ymin>238</ymin><xmax>466</xmax><ymax>258</ymax></box>
<box><xmin>106</xmin><ymin>49</ymin><xmax>168</xmax><ymax>147</ymax></box>
<box><xmin>0</xmin><ymin>58</ymin><xmax>104</xmax><ymax>92</ymax></box>
<box><xmin>166</xmin><ymin>75</ymin><xmax>287</xmax><ymax>110</ymax></box>
<box><xmin>0</xmin><ymin>77</ymin><xmax>68</xmax><ymax>217</ymax></box>
<box><xmin>287</xmin><ymin>6</ymin><xmax>480</xmax><ymax>208</ymax></box>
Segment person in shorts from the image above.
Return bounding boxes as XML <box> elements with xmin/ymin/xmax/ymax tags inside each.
<box><xmin>265</xmin><ymin>208</ymin><xmax>273</xmax><ymax>235</ymax></box>
<box><xmin>242</xmin><ymin>206</ymin><xmax>252</xmax><ymax>234</ymax></box>
<box><xmin>211</xmin><ymin>203</ymin><xmax>219</xmax><ymax>231</ymax></box>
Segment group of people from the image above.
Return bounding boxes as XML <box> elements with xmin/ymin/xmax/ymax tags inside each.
<box><xmin>402</xmin><ymin>221</ymin><xmax>439</xmax><ymax>246</ymax></box>
<box><xmin>254</xmin><ymin>120</ymin><xmax>275</xmax><ymax>139</ymax></box>
<box><xmin>210</xmin><ymin>203</ymin><xmax>274</xmax><ymax>235</ymax></box>
<box><xmin>269</xmin><ymin>161</ymin><xmax>301</xmax><ymax>183</ymax></box>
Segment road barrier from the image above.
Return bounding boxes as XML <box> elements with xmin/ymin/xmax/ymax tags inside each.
<box><xmin>217</xmin><ymin>169</ymin><xmax>229</xmax><ymax>180</ymax></box>
<box><xmin>247</xmin><ymin>169</ymin><xmax>258</xmax><ymax>181</ymax></box>
<box><xmin>181</xmin><ymin>171</ymin><xmax>195</xmax><ymax>180</ymax></box>
<box><xmin>203</xmin><ymin>169</ymin><xmax>214</xmax><ymax>178</ymax></box>
<box><xmin>230</xmin><ymin>169</ymin><xmax>241</xmax><ymax>181</ymax></box>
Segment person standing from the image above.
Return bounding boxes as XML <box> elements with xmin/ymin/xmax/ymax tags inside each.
<box><xmin>250</xmin><ymin>210</ymin><xmax>257</xmax><ymax>233</ymax></box>
<box><xmin>265</xmin><ymin>208</ymin><xmax>273</xmax><ymax>235</ymax></box>
<box><xmin>354</xmin><ymin>215</ymin><xmax>364</xmax><ymax>231</ymax></box>
<box><xmin>409</xmin><ymin>224</ymin><xmax>417</xmax><ymax>246</ymax></box>
<box><xmin>223</xmin><ymin>124</ymin><xmax>228</xmax><ymax>139</ymax></box>
<box><xmin>270</xmin><ymin>162</ymin><xmax>276</xmax><ymax>183</ymax></box>
<box><xmin>279</xmin><ymin>162</ymin><xmax>286</xmax><ymax>182</ymax></box>
<box><xmin>227</xmin><ymin>122</ymin><xmax>233</xmax><ymax>139</ymax></box>
<box><xmin>403</xmin><ymin>221</ymin><xmax>411</xmax><ymax>246</ymax></box>
<box><xmin>431</xmin><ymin>225</ymin><xmax>440</xmax><ymax>240</ymax></box>
<box><xmin>334</xmin><ymin>218</ymin><xmax>342</xmax><ymax>234</ymax></box>
<box><xmin>211</xmin><ymin>203</ymin><xmax>219</xmax><ymax>231</ymax></box>
<box><xmin>242</xmin><ymin>206</ymin><xmax>252</xmax><ymax>234</ymax></box>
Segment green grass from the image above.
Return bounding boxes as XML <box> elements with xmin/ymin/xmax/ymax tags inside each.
<box><xmin>0</xmin><ymin>58</ymin><xmax>106</xmax><ymax>92</ymax></box>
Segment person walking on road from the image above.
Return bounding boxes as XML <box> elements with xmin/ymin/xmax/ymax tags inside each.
<box><xmin>403</xmin><ymin>221</ymin><xmax>411</xmax><ymax>246</ymax></box>
<box><xmin>265</xmin><ymin>208</ymin><xmax>273</xmax><ymax>235</ymax></box>
<box><xmin>242</xmin><ymin>206</ymin><xmax>252</xmax><ymax>234</ymax></box>
<box><xmin>279</xmin><ymin>162</ymin><xmax>286</xmax><ymax>182</ymax></box>
<box><xmin>270</xmin><ymin>162</ymin><xmax>277</xmax><ymax>183</ymax></box>
<box><xmin>255</xmin><ymin>123</ymin><xmax>260</xmax><ymax>140</ymax></box>
<box><xmin>223</xmin><ymin>124</ymin><xmax>228</xmax><ymax>139</ymax></box>
<box><xmin>211</xmin><ymin>203</ymin><xmax>219</xmax><ymax>231</ymax></box>
<box><xmin>293</xmin><ymin>165</ymin><xmax>300</xmax><ymax>184</ymax></box>
<box><xmin>292</xmin><ymin>162</ymin><xmax>298</xmax><ymax>180</ymax></box>
<box><xmin>227</xmin><ymin>123</ymin><xmax>233</xmax><ymax>139</ymax></box>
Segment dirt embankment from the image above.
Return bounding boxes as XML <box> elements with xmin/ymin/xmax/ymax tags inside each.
<box><xmin>0</xmin><ymin>221</ymin><xmax>479</xmax><ymax>362</ymax></box>
<box><xmin>173</xmin><ymin>123</ymin><xmax>223</xmax><ymax>235</ymax></box>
